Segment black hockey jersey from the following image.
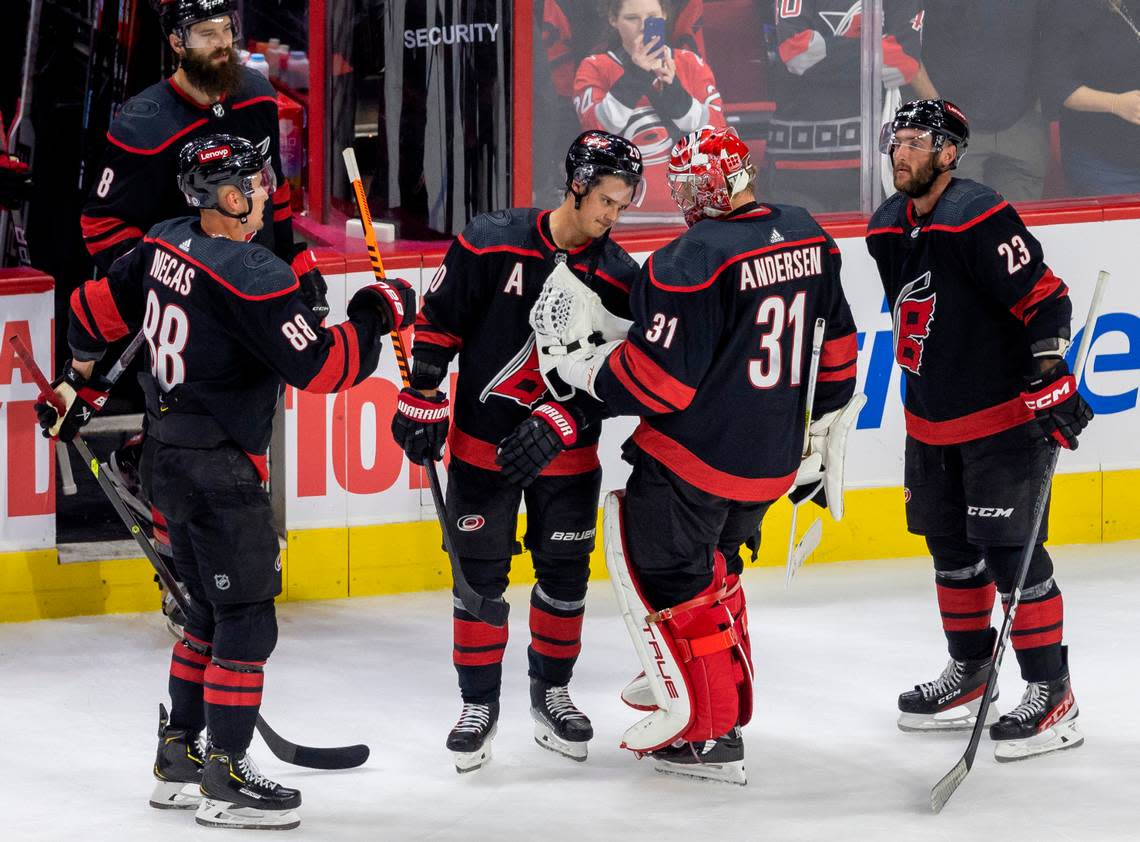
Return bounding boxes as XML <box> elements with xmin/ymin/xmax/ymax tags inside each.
<box><xmin>865</xmin><ymin>178</ymin><xmax>1072</xmax><ymax>445</ymax></box>
<box><xmin>68</xmin><ymin>217</ymin><xmax>388</xmax><ymax>466</ymax></box>
<box><xmin>593</xmin><ymin>202</ymin><xmax>858</xmax><ymax>502</ymax></box>
<box><xmin>80</xmin><ymin>69</ymin><xmax>293</xmax><ymax>272</ymax></box>
<box><xmin>414</xmin><ymin>208</ymin><xmax>639</xmax><ymax>475</ymax></box>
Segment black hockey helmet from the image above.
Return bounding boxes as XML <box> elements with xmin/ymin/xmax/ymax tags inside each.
<box><xmin>177</xmin><ymin>134</ymin><xmax>275</xmax><ymax>221</ymax></box>
<box><xmin>879</xmin><ymin>99</ymin><xmax>970</xmax><ymax>167</ymax></box>
<box><xmin>151</xmin><ymin>0</ymin><xmax>239</xmax><ymax>39</ymax></box>
<box><xmin>565</xmin><ymin>130</ymin><xmax>644</xmax><ymax>207</ymax></box>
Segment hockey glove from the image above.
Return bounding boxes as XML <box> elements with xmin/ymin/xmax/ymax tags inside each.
<box><xmin>1022</xmin><ymin>360</ymin><xmax>1093</xmax><ymax>449</ymax></box>
<box><xmin>348</xmin><ymin>278</ymin><xmax>417</xmax><ymax>333</ymax></box>
<box><xmin>495</xmin><ymin>401</ymin><xmax>583</xmax><ymax>487</ymax></box>
<box><xmin>33</xmin><ymin>365</ymin><xmax>111</xmax><ymax>442</ymax></box>
<box><xmin>0</xmin><ymin>153</ymin><xmax>32</xmax><ymax>211</ymax></box>
<box><xmin>391</xmin><ymin>387</ymin><xmax>449</xmax><ymax>464</ymax></box>
<box><xmin>291</xmin><ymin>247</ymin><xmax>330</xmax><ymax>322</ymax></box>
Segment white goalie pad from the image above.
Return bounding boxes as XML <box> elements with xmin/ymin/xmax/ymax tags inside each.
<box><xmin>529</xmin><ymin>262</ymin><xmax>632</xmax><ymax>345</ymax></box>
<box><xmin>620</xmin><ymin>672</ymin><xmax>657</xmax><ymax>711</ymax></box>
<box><xmin>603</xmin><ymin>492</ymin><xmax>694</xmax><ymax>752</ymax></box>
<box><xmin>798</xmin><ymin>393</ymin><xmax>866</xmax><ymax>521</ymax></box>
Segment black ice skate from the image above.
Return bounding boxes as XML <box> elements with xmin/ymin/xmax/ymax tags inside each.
<box><xmin>446</xmin><ymin>701</ymin><xmax>499</xmax><ymax>773</ymax></box>
<box><xmin>530</xmin><ymin>678</ymin><xmax>593</xmax><ymax>761</ymax></box>
<box><xmin>651</xmin><ymin>726</ymin><xmax>746</xmax><ymax>786</ymax></box>
<box><xmin>149</xmin><ymin>703</ymin><xmax>204</xmax><ymax>810</ymax></box>
<box><xmin>195</xmin><ymin>749</ymin><xmax>301</xmax><ymax>830</ymax></box>
<box><xmin>990</xmin><ymin>654</ymin><xmax>1082</xmax><ymax>762</ymax></box>
<box><xmin>897</xmin><ymin>656</ymin><xmax>1000</xmax><ymax>732</ymax></box>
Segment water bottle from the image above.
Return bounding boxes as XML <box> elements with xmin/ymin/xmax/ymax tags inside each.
<box><xmin>247</xmin><ymin>53</ymin><xmax>271</xmax><ymax>80</ymax></box>
<box><xmin>286</xmin><ymin>51</ymin><xmax>309</xmax><ymax>91</ymax></box>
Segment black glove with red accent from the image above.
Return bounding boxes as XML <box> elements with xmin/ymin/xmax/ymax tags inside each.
<box><xmin>33</xmin><ymin>364</ymin><xmax>112</xmax><ymax>442</ymax></box>
<box><xmin>495</xmin><ymin>401</ymin><xmax>584</xmax><ymax>487</ymax></box>
<box><xmin>391</xmin><ymin>388</ymin><xmax>449</xmax><ymax>464</ymax></box>
<box><xmin>291</xmin><ymin>246</ymin><xmax>329</xmax><ymax>321</ymax></box>
<box><xmin>1021</xmin><ymin>359</ymin><xmax>1093</xmax><ymax>449</ymax></box>
<box><xmin>348</xmin><ymin>278</ymin><xmax>417</xmax><ymax>333</ymax></box>
<box><xmin>0</xmin><ymin>153</ymin><xmax>32</xmax><ymax>211</ymax></box>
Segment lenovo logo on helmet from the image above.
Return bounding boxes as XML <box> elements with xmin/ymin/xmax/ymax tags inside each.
<box><xmin>197</xmin><ymin>146</ymin><xmax>232</xmax><ymax>164</ymax></box>
<box><xmin>581</xmin><ymin>133</ymin><xmax>611</xmax><ymax>150</ymax></box>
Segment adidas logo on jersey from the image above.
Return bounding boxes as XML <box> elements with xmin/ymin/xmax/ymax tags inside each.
<box><xmin>769</xmin><ymin>228</ymin><xmax>785</xmax><ymax>244</ymax></box>
<box><xmin>178</xmin><ymin>239</ymin><xmax>192</xmax><ymax>252</ymax></box>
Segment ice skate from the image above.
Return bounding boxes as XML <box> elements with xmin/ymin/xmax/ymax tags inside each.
<box><xmin>149</xmin><ymin>704</ymin><xmax>204</xmax><ymax>810</ymax></box>
<box><xmin>897</xmin><ymin>656</ymin><xmax>999</xmax><ymax>732</ymax></box>
<box><xmin>446</xmin><ymin>701</ymin><xmax>498</xmax><ymax>773</ymax></box>
<box><xmin>991</xmin><ymin>660</ymin><xmax>1082</xmax><ymax>762</ymax></box>
<box><xmin>651</xmin><ymin>726</ymin><xmax>746</xmax><ymax>785</ymax></box>
<box><xmin>195</xmin><ymin>749</ymin><xmax>301</xmax><ymax>830</ymax></box>
<box><xmin>530</xmin><ymin>678</ymin><xmax>592</xmax><ymax>761</ymax></box>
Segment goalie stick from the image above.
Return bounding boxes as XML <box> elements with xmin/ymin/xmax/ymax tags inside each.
<box><xmin>784</xmin><ymin>318</ymin><xmax>826</xmax><ymax>587</ymax></box>
<box><xmin>342</xmin><ymin>147</ymin><xmax>509</xmax><ymax>628</ymax></box>
<box><xmin>930</xmin><ymin>269</ymin><xmax>1110</xmax><ymax>813</ymax></box>
<box><xmin>10</xmin><ymin>333</ymin><xmax>370</xmax><ymax>771</ymax></box>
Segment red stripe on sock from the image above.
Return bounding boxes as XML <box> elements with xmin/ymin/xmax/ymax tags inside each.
<box><xmin>175</xmin><ymin>640</ymin><xmax>211</xmax><ymax>666</ymax></box>
<box><xmin>529</xmin><ymin>604</ymin><xmax>584</xmax><ymax>642</ymax></box>
<box><xmin>203</xmin><ymin>688</ymin><xmax>264</xmax><ymax>706</ymax></box>
<box><xmin>1012</xmin><ymin>593</ymin><xmax>1063</xmax><ymax>631</ymax></box>
<box><xmin>530</xmin><ymin>638</ymin><xmax>582</xmax><ymax>660</ymax></box>
<box><xmin>170</xmin><ymin>661</ymin><xmax>206</xmax><ymax>684</ymax></box>
<box><xmin>454</xmin><ymin>618</ymin><xmax>508</xmax><ymax>649</ymax></box>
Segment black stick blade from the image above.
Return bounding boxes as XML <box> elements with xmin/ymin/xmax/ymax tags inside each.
<box><xmin>930</xmin><ymin>756</ymin><xmax>969</xmax><ymax>813</ymax></box>
<box><xmin>475</xmin><ymin>595</ymin><xmax>510</xmax><ymax>628</ymax></box>
<box><xmin>256</xmin><ymin>715</ymin><xmax>370</xmax><ymax>770</ymax></box>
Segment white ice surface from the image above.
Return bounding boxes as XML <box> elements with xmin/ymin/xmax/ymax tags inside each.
<box><xmin>1</xmin><ymin>542</ymin><xmax>1138</xmax><ymax>841</ymax></box>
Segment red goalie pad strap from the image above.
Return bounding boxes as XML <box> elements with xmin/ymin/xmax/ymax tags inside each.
<box><xmin>675</xmin><ymin>627</ymin><xmax>740</xmax><ymax>661</ymax></box>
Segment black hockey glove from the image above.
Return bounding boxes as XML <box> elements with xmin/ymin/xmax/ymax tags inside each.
<box><xmin>1021</xmin><ymin>359</ymin><xmax>1093</xmax><ymax>450</ymax></box>
<box><xmin>33</xmin><ymin>365</ymin><xmax>111</xmax><ymax>442</ymax></box>
<box><xmin>391</xmin><ymin>388</ymin><xmax>449</xmax><ymax>464</ymax></box>
<box><xmin>291</xmin><ymin>247</ymin><xmax>329</xmax><ymax>322</ymax></box>
<box><xmin>495</xmin><ymin>401</ymin><xmax>583</xmax><ymax>487</ymax></box>
<box><xmin>348</xmin><ymin>278</ymin><xmax>417</xmax><ymax>333</ymax></box>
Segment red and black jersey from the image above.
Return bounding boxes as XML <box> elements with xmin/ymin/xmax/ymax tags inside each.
<box><xmin>865</xmin><ymin>178</ymin><xmax>1073</xmax><ymax>446</ymax></box>
<box><xmin>68</xmin><ymin>216</ymin><xmax>388</xmax><ymax>460</ymax></box>
<box><xmin>80</xmin><ymin>69</ymin><xmax>293</xmax><ymax>272</ymax></box>
<box><xmin>414</xmin><ymin>208</ymin><xmax>639</xmax><ymax>475</ymax></box>
<box><xmin>768</xmin><ymin>0</ymin><xmax>923</xmax><ymax>170</ymax></box>
<box><xmin>593</xmin><ymin>202</ymin><xmax>858</xmax><ymax>503</ymax></box>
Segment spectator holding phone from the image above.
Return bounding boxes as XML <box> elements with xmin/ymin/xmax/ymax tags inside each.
<box><xmin>574</xmin><ymin>0</ymin><xmax>726</xmax><ymax>222</ymax></box>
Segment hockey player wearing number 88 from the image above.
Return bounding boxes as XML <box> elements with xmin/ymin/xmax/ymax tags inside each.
<box><xmin>533</xmin><ymin>126</ymin><xmax>863</xmax><ymax>785</ymax></box>
<box><xmin>42</xmin><ymin>134</ymin><xmax>415</xmax><ymax>830</ymax></box>
<box><xmin>867</xmin><ymin>99</ymin><xmax>1093</xmax><ymax>761</ymax></box>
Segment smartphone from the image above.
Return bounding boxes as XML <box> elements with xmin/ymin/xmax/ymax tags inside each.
<box><xmin>643</xmin><ymin>16</ymin><xmax>667</xmax><ymax>48</ymax></box>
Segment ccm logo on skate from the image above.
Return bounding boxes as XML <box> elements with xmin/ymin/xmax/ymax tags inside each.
<box><xmin>967</xmin><ymin>506</ymin><xmax>1014</xmax><ymax>518</ymax></box>
<box><xmin>643</xmin><ymin>625</ymin><xmax>680</xmax><ymax>700</ymax></box>
<box><xmin>551</xmin><ymin>529</ymin><xmax>595</xmax><ymax>541</ymax></box>
<box><xmin>457</xmin><ymin>515</ymin><xmax>485</xmax><ymax>531</ymax></box>
<box><xmin>197</xmin><ymin>146</ymin><xmax>232</xmax><ymax>163</ymax></box>
<box><xmin>1040</xmin><ymin>690</ymin><xmax>1074</xmax><ymax>730</ymax></box>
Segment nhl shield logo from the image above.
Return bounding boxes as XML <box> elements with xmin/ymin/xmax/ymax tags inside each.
<box><xmin>212</xmin><ymin>102</ymin><xmax>225</xmax><ymax>118</ymax></box>
<box><xmin>214</xmin><ymin>573</ymin><xmax>231</xmax><ymax>591</ymax></box>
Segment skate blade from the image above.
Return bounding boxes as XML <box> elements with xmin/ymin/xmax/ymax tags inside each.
<box><xmin>994</xmin><ymin>719</ymin><xmax>1083</xmax><ymax>763</ymax></box>
<box><xmin>195</xmin><ymin>798</ymin><xmax>301</xmax><ymax>830</ymax></box>
<box><xmin>452</xmin><ymin>726</ymin><xmax>496</xmax><ymax>774</ymax></box>
<box><xmin>897</xmin><ymin>699</ymin><xmax>1000</xmax><ymax>733</ymax></box>
<box><xmin>149</xmin><ymin>779</ymin><xmax>202</xmax><ymax>810</ymax></box>
<box><xmin>533</xmin><ymin>720</ymin><xmax>589</xmax><ymax>762</ymax></box>
<box><xmin>653</xmin><ymin>758</ymin><xmax>747</xmax><ymax>786</ymax></box>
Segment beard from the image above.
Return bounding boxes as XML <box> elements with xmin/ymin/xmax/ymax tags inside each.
<box><xmin>893</xmin><ymin>154</ymin><xmax>941</xmax><ymax>199</ymax></box>
<box><xmin>180</xmin><ymin>45</ymin><xmax>243</xmax><ymax>98</ymax></box>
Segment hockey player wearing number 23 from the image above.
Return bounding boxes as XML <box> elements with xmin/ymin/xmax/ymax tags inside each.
<box><xmin>37</xmin><ymin>134</ymin><xmax>415</xmax><ymax>830</ymax></box>
<box><xmin>533</xmin><ymin>126</ymin><xmax>862</xmax><ymax>784</ymax></box>
<box><xmin>390</xmin><ymin>131</ymin><xmax>642</xmax><ymax>773</ymax></box>
<box><xmin>867</xmin><ymin>99</ymin><xmax>1094</xmax><ymax>761</ymax></box>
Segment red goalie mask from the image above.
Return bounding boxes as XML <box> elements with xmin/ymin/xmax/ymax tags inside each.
<box><xmin>667</xmin><ymin>127</ymin><xmax>755</xmax><ymax>227</ymax></box>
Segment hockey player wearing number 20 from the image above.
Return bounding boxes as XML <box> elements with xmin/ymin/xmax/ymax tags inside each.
<box><xmin>39</xmin><ymin>134</ymin><xmax>415</xmax><ymax>830</ymax></box>
<box><xmin>533</xmin><ymin>126</ymin><xmax>861</xmax><ymax>785</ymax></box>
<box><xmin>867</xmin><ymin>99</ymin><xmax>1093</xmax><ymax>761</ymax></box>
<box><xmin>391</xmin><ymin>130</ymin><xmax>642</xmax><ymax>773</ymax></box>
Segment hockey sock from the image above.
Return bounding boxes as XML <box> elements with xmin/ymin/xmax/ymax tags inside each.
<box><xmin>928</xmin><ymin>535</ymin><xmax>995</xmax><ymax>661</ymax></box>
<box><xmin>453</xmin><ymin>604</ymin><xmax>508</xmax><ymax>704</ymax></box>
<box><xmin>204</xmin><ymin>658</ymin><xmax>265</xmax><ymax>752</ymax></box>
<box><xmin>988</xmin><ymin>544</ymin><xmax>1065</xmax><ymax>682</ymax></box>
<box><xmin>527</xmin><ymin>583</ymin><xmax>585</xmax><ymax>686</ymax></box>
<box><xmin>168</xmin><ymin>633</ymin><xmax>211</xmax><ymax>733</ymax></box>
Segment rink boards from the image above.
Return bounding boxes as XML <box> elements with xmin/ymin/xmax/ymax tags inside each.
<box><xmin>2</xmin><ymin>212</ymin><xmax>1138</xmax><ymax>620</ymax></box>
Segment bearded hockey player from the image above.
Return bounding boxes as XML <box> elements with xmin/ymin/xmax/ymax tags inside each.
<box><xmin>390</xmin><ymin>131</ymin><xmax>642</xmax><ymax>772</ymax></box>
<box><xmin>37</xmin><ymin>134</ymin><xmax>414</xmax><ymax>829</ymax></box>
<box><xmin>867</xmin><ymin>99</ymin><xmax>1093</xmax><ymax>760</ymax></box>
<box><xmin>532</xmin><ymin>126</ymin><xmax>861</xmax><ymax>784</ymax></box>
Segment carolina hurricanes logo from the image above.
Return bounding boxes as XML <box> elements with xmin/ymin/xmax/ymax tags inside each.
<box><xmin>820</xmin><ymin>2</ymin><xmax>862</xmax><ymax>38</ymax></box>
<box><xmin>480</xmin><ymin>335</ymin><xmax>551</xmax><ymax>408</ymax></box>
<box><xmin>892</xmin><ymin>271</ymin><xmax>936</xmax><ymax>375</ymax></box>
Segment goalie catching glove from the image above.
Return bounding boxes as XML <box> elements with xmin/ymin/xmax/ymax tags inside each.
<box><xmin>788</xmin><ymin>393</ymin><xmax>866</xmax><ymax>521</ymax></box>
<box><xmin>495</xmin><ymin>401</ymin><xmax>585</xmax><ymax>487</ymax></box>
<box><xmin>34</xmin><ymin>364</ymin><xmax>112</xmax><ymax>442</ymax></box>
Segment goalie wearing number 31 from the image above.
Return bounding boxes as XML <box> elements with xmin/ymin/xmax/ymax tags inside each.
<box><xmin>530</xmin><ymin>126</ymin><xmax>862</xmax><ymax>785</ymax></box>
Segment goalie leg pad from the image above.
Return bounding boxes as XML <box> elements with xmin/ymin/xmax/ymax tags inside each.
<box><xmin>604</xmin><ymin>493</ymin><xmax>753</xmax><ymax>751</ymax></box>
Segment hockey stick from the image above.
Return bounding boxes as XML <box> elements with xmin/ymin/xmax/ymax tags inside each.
<box><xmin>342</xmin><ymin>147</ymin><xmax>509</xmax><ymax>628</ymax></box>
<box><xmin>930</xmin><ymin>269</ymin><xmax>1110</xmax><ymax>814</ymax></box>
<box><xmin>9</xmin><ymin>334</ymin><xmax>370</xmax><ymax>771</ymax></box>
<box><xmin>784</xmin><ymin>318</ymin><xmax>826</xmax><ymax>588</ymax></box>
